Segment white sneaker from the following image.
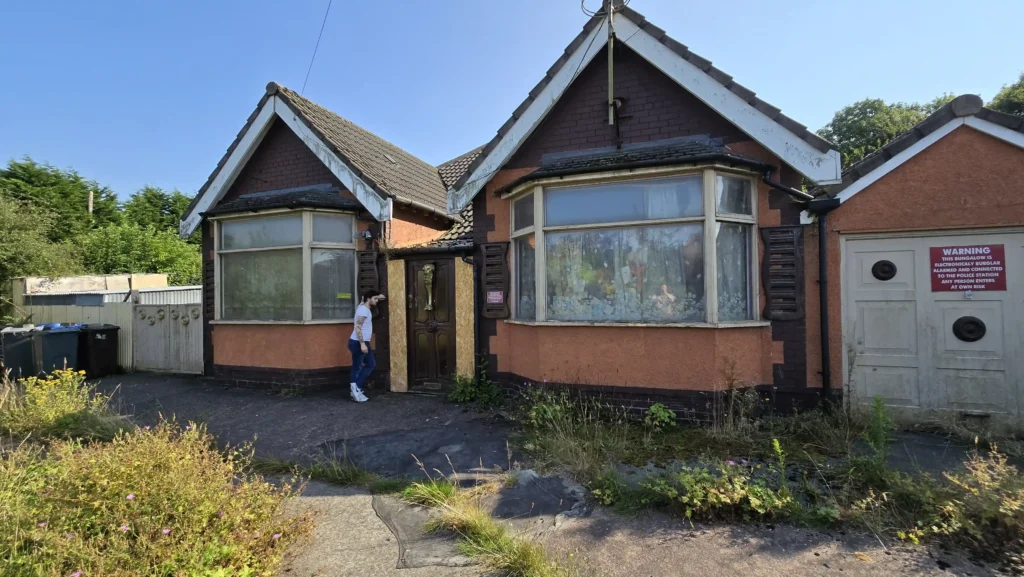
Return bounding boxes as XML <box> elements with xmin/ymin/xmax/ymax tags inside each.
<box><xmin>350</xmin><ymin>384</ymin><xmax>368</xmax><ymax>403</ymax></box>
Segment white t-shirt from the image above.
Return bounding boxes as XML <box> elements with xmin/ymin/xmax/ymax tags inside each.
<box><xmin>351</xmin><ymin>303</ymin><xmax>373</xmax><ymax>342</ymax></box>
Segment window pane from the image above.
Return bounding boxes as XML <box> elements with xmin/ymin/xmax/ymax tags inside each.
<box><xmin>716</xmin><ymin>175</ymin><xmax>752</xmax><ymax>215</ymax></box>
<box><xmin>311</xmin><ymin>249</ymin><xmax>355</xmax><ymax>320</ymax></box>
<box><xmin>513</xmin><ymin>194</ymin><xmax>534</xmax><ymax>231</ymax></box>
<box><xmin>545</xmin><ymin>224</ymin><xmax>705</xmax><ymax>322</ymax></box>
<box><xmin>515</xmin><ymin>236</ymin><xmax>536</xmax><ymax>319</ymax></box>
<box><xmin>313</xmin><ymin>213</ymin><xmax>354</xmax><ymax>244</ymax></box>
<box><xmin>716</xmin><ymin>223</ymin><xmax>753</xmax><ymax>321</ymax></box>
<box><xmin>545</xmin><ymin>175</ymin><xmax>703</xmax><ymax>227</ymax></box>
<box><xmin>221</xmin><ymin>250</ymin><xmax>302</xmax><ymax>320</ymax></box>
<box><xmin>221</xmin><ymin>215</ymin><xmax>302</xmax><ymax>250</ymax></box>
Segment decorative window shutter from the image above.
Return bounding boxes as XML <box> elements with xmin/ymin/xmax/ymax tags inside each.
<box><xmin>760</xmin><ymin>226</ymin><xmax>804</xmax><ymax>321</ymax></box>
<box><xmin>356</xmin><ymin>251</ymin><xmax>379</xmax><ymax>296</ymax></box>
<box><xmin>480</xmin><ymin>242</ymin><xmax>510</xmax><ymax>319</ymax></box>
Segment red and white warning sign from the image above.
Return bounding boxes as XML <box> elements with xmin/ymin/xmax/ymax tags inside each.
<box><xmin>930</xmin><ymin>244</ymin><xmax>1006</xmax><ymax>291</ymax></box>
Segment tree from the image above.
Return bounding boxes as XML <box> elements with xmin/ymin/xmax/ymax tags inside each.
<box><xmin>0</xmin><ymin>193</ymin><xmax>82</xmax><ymax>295</ymax></box>
<box><xmin>123</xmin><ymin>186</ymin><xmax>198</xmax><ymax>242</ymax></box>
<box><xmin>0</xmin><ymin>158</ymin><xmax>121</xmax><ymax>242</ymax></box>
<box><xmin>989</xmin><ymin>72</ymin><xmax>1024</xmax><ymax>117</ymax></box>
<box><xmin>78</xmin><ymin>223</ymin><xmax>201</xmax><ymax>286</ymax></box>
<box><xmin>817</xmin><ymin>99</ymin><xmax>932</xmax><ymax>170</ymax></box>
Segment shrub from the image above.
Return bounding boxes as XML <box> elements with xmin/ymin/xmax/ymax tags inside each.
<box><xmin>447</xmin><ymin>372</ymin><xmax>501</xmax><ymax>406</ymax></box>
<box><xmin>934</xmin><ymin>449</ymin><xmax>1024</xmax><ymax>569</ymax></box>
<box><xmin>0</xmin><ymin>422</ymin><xmax>308</xmax><ymax>576</ymax></box>
<box><xmin>643</xmin><ymin>403</ymin><xmax>676</xmax><ymax>432</ymax></box>
<box><xmin>0</xmin><ymin>368</ymin><xmax>126</xmax><ymax>441</ymax></box>
<box><xmin>644</xmin><ymin>460</ymin><xmax>795</xmax><ymax>521</ymax></box>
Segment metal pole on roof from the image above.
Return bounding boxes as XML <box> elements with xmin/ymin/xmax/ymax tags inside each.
<box><xmin>606</xmin><ymin>0</ymin><xmax>615</xmax><ymax>126</ymax></box>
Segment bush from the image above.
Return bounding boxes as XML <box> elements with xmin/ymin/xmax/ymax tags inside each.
<box><xmin>0</xmin><ymin>422</ymin><xmax>308</xmax><ymax>576</ymax></box>
<box><xmin>447</xmin><ymin>372</ymin><xmax>501</xmax><ymax>406</ymax></box>
<box><xmin>643</xmin><ymin>403</ymin><xmax>676</xmax><ymax>432</ymax></box>
<box><xmin>0</xmin><ymin>368</ymin><xmax>125</xmax><ymax>441</ymax></box>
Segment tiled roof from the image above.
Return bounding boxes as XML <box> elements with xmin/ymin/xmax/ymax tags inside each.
<box><xmin>272</xmin><ymin>84</ymin><xmax>450</xmax><ymax>216</ymax></box>
<box><xmin>437</xmin><ymin>204</ymin><xmax>473</xmax><ymax>242</ymax></box>
<box><xmin>494</xmin><ymin>138</ymin><xmax>769</xmax><ymax>195</ymax></box>
<box><xmin>818</xmin><ymin>95</ymin><xmax>1024</xmax><ymax>197</ymax></box>
<box><xmin>202</xmin><ymin>185</ymin><xmax>361</xmax><ymax>216</ymax></box>
<box><xmin>451</xmin><ymin>5</ymin><xmax>834</xmax><ymax>193</ymax></box>
<box><xmin>438</xmin><ymin>146</ymin><xmax>484</xmax><ymax>188</ymax></box>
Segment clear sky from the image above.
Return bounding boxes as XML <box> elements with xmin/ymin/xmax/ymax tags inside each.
<box><xmin>1</xmin><ymin>0</ymin><xmax>1021</xmax><ymax>199</ymax></box>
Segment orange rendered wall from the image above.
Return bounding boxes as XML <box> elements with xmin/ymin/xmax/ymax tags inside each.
<box><xmin>213</xmin><ymin>324</ymin><xmax>356</xmax><ymax>369</ymax></box>
<box><xmin>805</xmin><ymin>126</ymin><xmax>1024</xmax><ymax>388</ymax></box>
<box><xmin>388</xmin><ymin>207</ymin><xmax>448</xmax><ymax>248</ymax></box>
<box><xmin>481</xmin><ymin>138</ymin><xmax>796</xmax><ymax>390</ymax></box>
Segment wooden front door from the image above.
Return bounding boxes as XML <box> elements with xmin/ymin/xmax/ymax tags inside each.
<box><xmin>407</xmin><ymin>258</ymin><xmax>457</xmax><ymax>390</ymax></box>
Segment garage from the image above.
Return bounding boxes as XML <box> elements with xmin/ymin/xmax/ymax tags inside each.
<box><xmin>842</xmin><ymin>231</ymin><xmax>1022</xmax><ymax>426</ymax></box>
<box><xmin>807</xmin><ymin>95</ymin><xmax>1024</xmax><ymax>431</ymax></box>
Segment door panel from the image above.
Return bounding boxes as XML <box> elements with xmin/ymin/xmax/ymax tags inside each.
<box><xmin>843</xmin><ymin>232</ymin><xmax>1023</xmax><ymax>427</ymax></box>
<box><xmin>406</xmin><ymin>259</ymin><xmax>457</xmax><ymax>390</ymax></box>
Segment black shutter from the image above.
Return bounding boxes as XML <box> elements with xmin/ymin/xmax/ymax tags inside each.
<box><xmin>760</xmin><ymin>226</ymin><xmax>804</xmax><ymax>321</ymax></box>
<box><xmin>480</xmin><ymin>242</ymin><xmax>510</xmax><ymax>319</ymax></box>
<box><xmin>357</xmin><ymin>251</ymin><xmax>379</xmax><ymax>296</ymax></box>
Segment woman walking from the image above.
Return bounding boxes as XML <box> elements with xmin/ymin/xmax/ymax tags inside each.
<box><xmin>349</xmin><ymin>290</ymin><xmax>385</xmax><ymax>402</ymax></box>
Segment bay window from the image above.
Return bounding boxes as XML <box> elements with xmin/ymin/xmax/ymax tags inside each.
<box><xmin>216</xmin><ymin>211</ymin><xmax>357</xmax><ymax>322</ymax></box>
<box><xmin>510</xmin><ymin>169</ymin><xmax>758</xmax><ymax>325</ymax></box>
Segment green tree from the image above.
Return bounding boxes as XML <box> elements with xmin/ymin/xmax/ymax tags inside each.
<box><xmin>0</xmin><ymin>194</ymin><xmax>82</xmax><ymax>296</ymax></box>
<box><xmin>989</xmin><ymin>72</ymin><xmax>1024</xmax><ymax>117</ymax></box>
<box><xmin>0</xmin><ymin>158</ymin><xmax>121</xmax><ymax>242</ymax></box>
<box><xmin>123</xmin><ymin>186</ymin><xmax>198</xmax><ymax>243</ymax></box>
<box><xmin>817</xmin><ymin>98</ymin><xmax>931</xmax><ymax>169</ymax></box>
<box><xmin>78</xmin><ymin>223</ymin><xmax>201</xmax><ymax>286</ymax></box>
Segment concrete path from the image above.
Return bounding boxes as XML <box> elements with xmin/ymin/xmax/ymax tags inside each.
<box><xmin>279</xmin><ymin>481</ymin><xmax>480</xmax><ymax>577</ymax></box>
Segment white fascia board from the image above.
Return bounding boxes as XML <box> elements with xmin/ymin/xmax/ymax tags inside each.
<box><xmin>964</xmin><ymin>116</ymin><xmax>1024</xmax><ymax>150</ymax></box>
<box><xmin>274</xmin><ymin>97</ymin><xmax>390</xmax><ymax>222</ymax></box>
<box><xmin>180</xmin><ymin>95</ymin><xmax>390</xmax><ymax>238</ymax></box>
<box><xmin>447</xmin><ymin>19</ymin><xmax>609</xmax><ymax>215</ymax></box>
<box><xmin>613</xmin><ymin>17</ymin><xmax>841</xmax><ymax>186</ymax></box>
<box><xmin>180</xmin><ymin>97</ymin><xmax>277</xmax><ymax>237</ymax></box>
<box><xmin>834</xmin><ymin>118</ymin><xmax>964</xmax><ymax>208</ymax></box>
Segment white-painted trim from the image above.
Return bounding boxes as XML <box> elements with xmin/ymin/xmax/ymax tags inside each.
<box><xmin>447</xmin><ymin>19</ymin><xmax>609</xmax><ymax>214</ymax></box>
<box><xmin>802</xmin><ymin>116</ymin><xmax>1024</xmax><ymax>225</ymax></box>
<box><xmin>448</xmin><ymin>16</ymin><xmax>841</xmax><ymax>215</ymax></box>
<box><xmin>181</xmin><ymin>98</ymin><xmax>276</xmax><ymax>237</ymax></box>
<box><xmin>180</xmin><ymin>95</ymin><xmax>390</xmax><ymax>237</ymax></box>
<box><xmin>964</xmin><ymin>116</ymin><xmax>1024</xmax><ymax>150</ymax></box>
<box><xmin>840</xmin><ymin>225</ymin><xmax>1024</xmax><ymax>241</ymax></box>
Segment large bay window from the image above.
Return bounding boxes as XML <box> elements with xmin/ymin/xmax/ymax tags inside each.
<box><xmin>510</xmin><ymin>169</ymin><xmax>758</xmax><ymax>325</ymax></box>
<box><xmin>216</xmin><ymin>211</ymin><xmax>357</xmax><ymax>322</ymax></box>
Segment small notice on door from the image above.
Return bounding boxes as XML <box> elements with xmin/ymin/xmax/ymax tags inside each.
<box><xmin>930</xmin><ymin>244</ymin><xmax>1006</xmax><ymax>291</ymax></box>
<box><xmin>486</xmin><ymin>291</ymin><xmax>504</xmax><ymax>304</ymax></box>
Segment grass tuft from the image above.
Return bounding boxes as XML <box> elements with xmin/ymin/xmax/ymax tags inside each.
<box><xmin>1</xmin><ymin>368</ymin><xmax>130</xmax><ymax>442</ymax></box>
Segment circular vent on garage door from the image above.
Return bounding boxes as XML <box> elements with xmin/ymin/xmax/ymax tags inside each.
<box><xmin>952</xmin><ymin>316</ymin><xmax>986</xmax><ymax>342</ymax></box>
<box><xmin>871</xmin><ymin>260</ymin><xmax>897</xmax><ymax>281</ymax></box>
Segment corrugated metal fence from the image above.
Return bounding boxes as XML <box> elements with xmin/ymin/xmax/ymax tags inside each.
<box><xmin>22</xmin><ymin>304</ymin><xmax>135</xmax><ymax>370</ymax></box>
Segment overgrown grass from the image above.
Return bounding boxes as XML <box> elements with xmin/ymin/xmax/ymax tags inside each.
<box><xmin>519</xmin><ymin>387</ymin><xmax>1024</xmax><ymax>569</ymax></box>
<box><xmin>447</xmin><ymin>371</ymin><xmax>502</xmax><ymax>407</ymax></box>
<box><xmin>249</xmin><ymin>456</ymin><xmax>411</xmax><ymax>494</ymax></box>
<box><xmin>0</xmin><ymin>422</ymin><xmax>309</xmax><ymax>576</ymax></box>
<box><xmin>1</xmin><ymin>368</ymin><xmax>129</xmax><ymax>442</ymax></box>
<box><xmin>401</xmin><ymin>477</ymin><xmax>581</xmax><ymax>577</ymax></box>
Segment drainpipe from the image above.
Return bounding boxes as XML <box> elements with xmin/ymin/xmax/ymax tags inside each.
<box><xmin>761</xmin><ymin>169</ymin><xmax>840</xmax><ymax>409</ymax></box>
<box><xmin>806</xmin><ymin>198</ymin><xmax>840</xmax><ymax>407</ymax></box>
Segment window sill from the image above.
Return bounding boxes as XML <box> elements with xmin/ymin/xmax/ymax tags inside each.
<box><xmin>503</xmin><ymin>319</ymin><xmax>771</xmax><ymax>329</ymax></box>
<box><xmin>210</xmin><ymin>319</ymin><xmax>354</xmax><ymax>326</ymax></box>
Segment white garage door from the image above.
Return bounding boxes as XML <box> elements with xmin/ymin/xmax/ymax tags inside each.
<box><xmin>843</xmin><ymin>231</ymin><xmax>1023</xmax><ymax>426</ymax></box>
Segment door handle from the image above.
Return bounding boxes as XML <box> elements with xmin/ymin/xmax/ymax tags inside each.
<box><xmin>407</xmin><ymin>294</ymin><xmax>413</xmax><ymax>309</ymax></box>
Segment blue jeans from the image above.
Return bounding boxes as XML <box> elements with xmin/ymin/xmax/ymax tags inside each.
<box><xmin>348</xmin><ymin>339</ymin><xmax>376</xmax><ymax>389</ymax></box>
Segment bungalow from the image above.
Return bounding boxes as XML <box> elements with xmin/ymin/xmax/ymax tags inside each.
<box><xmin>180</xmin><ymin>4</ymin><xmax>1024</xmax><ymax>429</ymax></box>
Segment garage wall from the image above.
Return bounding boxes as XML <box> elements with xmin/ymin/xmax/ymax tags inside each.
<box><xmin>807</xmin><ymin>125</ymin><xmax>1024</xmax><ymax>390</ymax></box>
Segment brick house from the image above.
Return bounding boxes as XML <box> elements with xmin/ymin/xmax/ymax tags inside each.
<box><xmin>182</xmin><ymin>5</ymin><xmax>1024</xmax><ymax>429</ymax></box>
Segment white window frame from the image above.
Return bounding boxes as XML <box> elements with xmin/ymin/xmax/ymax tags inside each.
<box><xmin>508</xmin><ymin>166</ymin><xmax>762</xmax><ymax>327</ymax></box>
<box><xmin>212</xmin><ymin>208</ymin><xmax>359</xmax><ymax>324</ymax></box>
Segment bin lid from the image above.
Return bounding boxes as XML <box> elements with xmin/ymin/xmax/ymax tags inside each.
<box><xmin>43</xmin><ymin>326</ymin><xmax>81</xmax><ymax>333</ymax></box>
<box><xmin>1</xmin><ymin>327</ymin><xmax>38</xmax><ymax>334</ymax></box>
<box><xmin>81</xmin><ymin>323</ymin><xmax>120</xmax><ymax>331</ymax></box>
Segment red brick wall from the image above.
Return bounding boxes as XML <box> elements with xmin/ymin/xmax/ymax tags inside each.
<box><xmin>389</xmin><ymin>207</ymin><xmax>447</xmax><ymax>248</ymax></box>
<box><xmin>506</xmin><ymin>43</ymin><xmax>745</xmax><ymax>170</ymax></box>
<box><xmin>219</xmin><ymin>118</ymin><xmax>358</xmax><ymax>204</ymax></box>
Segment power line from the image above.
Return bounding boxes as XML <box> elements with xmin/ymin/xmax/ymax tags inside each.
<box><xmin>301</xmin><ymin>0</ymin><xmax>333</xmax><ymax>95</ymax></box>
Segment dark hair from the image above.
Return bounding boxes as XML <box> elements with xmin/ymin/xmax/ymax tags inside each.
<box><xmin>361</xmin><ymin>289</ymin><xmax>380</xmax><ymax>303</ymax></box>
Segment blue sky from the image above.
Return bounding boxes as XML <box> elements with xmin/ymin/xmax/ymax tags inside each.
<box><xmin>1</xmin><ymin>0</ymin><xmax>1021</xmax><ymax>199</ymax></box>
